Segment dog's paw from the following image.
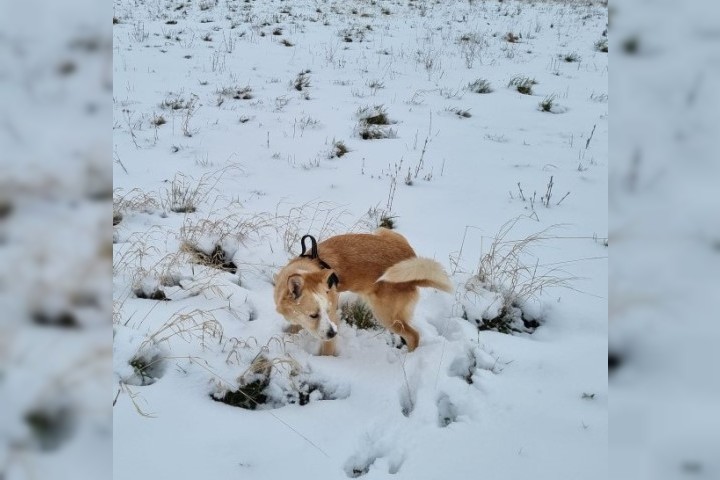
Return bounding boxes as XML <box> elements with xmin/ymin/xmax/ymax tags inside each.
<box><xmin>384</xmin><ymin>332</ymin><xmax>406</xmax><ymax>350</ymax></box>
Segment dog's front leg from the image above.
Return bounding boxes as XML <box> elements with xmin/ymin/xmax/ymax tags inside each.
<box><xmin>319</xmin><ymin>339</ymin><xmax>336</xmax><ymax>356</ymax></box>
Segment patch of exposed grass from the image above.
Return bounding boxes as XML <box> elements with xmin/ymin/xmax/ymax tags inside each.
<box><xmin>133</xmin><ymin>287</ymin><xmax>169</xmax><ymax>301</ymax></box>
<box><xmin>160</xmin><ymin>94</ymin><xmax>196</xmax><ymax>111</ymax></box>
<box><xmin>622</xmin><ymin>36</ymin><xmax>639</xmax><ymax>54</ymax></box>
<box><xmin>357</xmin><ymin>105</ymin><xmax>390</xmax><ymax>125</ymax></box>
<box><xmin>504</xmin><ymin>32</ymin><xmax>520</xmax><ymax>43</ymax></box>
<box><xmin>211</xmin><ymin>376</ymin><xmax>269</xmax><ymax>410</ymax></box>
<box><xmin>31</xmin><ymin>310</ymin><xmax>79</xmax><ymax>329</ymax></box>
<box><xmin>359</xmin><ymin>127</ymin><xmax>396</xmax><ymax>140</ymax></box>
<box><xmin>128</xmin><ymin>351</ymin><xmax>166</xmax><ymax>385</ymax></box>
<box><xmin>561</xmin><ymin>52</ymin><xmax>580</xmax><ymax>63</ymax></box>
<box><xmin>467</xmin><ymin>78</ymin><xmax>493</xmax><ymax>94</ymax></box>
<box><xmin>356</xmin><ymin>105</ymin><xmax>396</xmax><ymax>140</ymax></box>
<box><xmin>181</xmin><ymin>243</ymin><xmax>238</xmax><ymax>274</ymax></box>
<box><xmin>539</xmin><ymin>95</ymin><xmax>556</xmax><ymax>112</ymax></box>
<box><xmin>448</xmin><ymin>107</ymin><xmax>472</xmax><ymax>118</ymax></box>
<box><xmin>339</xmin><ymin>26</ymin><xmax>369</xmax><ymax>43</ymax></box>
<box><xmin>331</xmin><ymin>140</ymin><xmax>349</xmax><ymax>158</ymax></box>
<box><xmin>294</xmin><ymin>70</ymin><xmax>310</xmax><ymax>91</ymax></box>
<box><xmin>24</xmin><ymin>405</ymin><xmax>76</xmax><ymax>451</ymax></box>
<box><xmin>341</xmin><ymin>299</ymin><xmax>377</xmax><ymax>330</ymax></box>
<box><xmin>379</xmin><ymin>214</ymin><xmax>396</xmax><ymax>229</ymax></box>
<box><xmin>508</xmin><ymin>75</ymin><xmax>537</xmax><ymax>95</ymax></box>
<box><xmin>462</xmin><ymin>304</ymin><xmax>540</xmax><ymax>335</ymax></box>
<box><xmin>218</xmin><ymin>85</ymin><xmax>253</xmax><ymax>100</ymax></box>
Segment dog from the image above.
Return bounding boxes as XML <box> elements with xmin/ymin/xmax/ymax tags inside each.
<box><xmin>273</xmin><ymin>228</ymin><xmax>453</xmax><ymax>355</ymax></box>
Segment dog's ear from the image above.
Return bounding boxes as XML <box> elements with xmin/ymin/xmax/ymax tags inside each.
<box><xmin>326</xmin><ymin>272</ymin><xmax>339</xmax><ymax>289</ymax></box>
<box><xmin>288</xmin><ymin>274</ymin><xmax>304</xmax><ymax>299</ymax></box>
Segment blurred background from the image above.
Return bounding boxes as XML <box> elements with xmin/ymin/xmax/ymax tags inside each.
<box><xmin>610</xmin><ymin>0</ymin><xmax>720</xmax><ymax>478</ymax></box>
<box><xmin>1</xmin><ymin>0</ymin><xmax>718</xmax><ymax>478</ymax></box>
<box><xmin>0</xmin><ymin>0</ymin><xmax>112</xmax><ymax>478</ymax></box>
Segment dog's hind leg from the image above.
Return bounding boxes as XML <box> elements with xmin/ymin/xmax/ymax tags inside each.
<box><xmin>387</xmin><ymin>318</ymin><xmax>420</xmax><ymax>352</ymax></box>
<box><xmin>368</xmin><ymin>285</ymin><xmax>421</xmax><ymax>351</ymax></box>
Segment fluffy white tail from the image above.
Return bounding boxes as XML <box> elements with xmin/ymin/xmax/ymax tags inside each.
<box><xmin>378</xmin><ymin>257</ymin><xmax>453</xmax><ymax>292</ymax></box>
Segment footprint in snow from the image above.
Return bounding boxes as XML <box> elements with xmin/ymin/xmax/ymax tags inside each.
<box><xmin>397</xmin><ymin>365</ymin><xmax>421</xmax><ymax>417</ymax></box>
<box><xmin>448</xmin><ymin>346</ymin><xmax>497</xmax><ymax>385</ymax></box>
<box><xmin>436</xmin><ymin>393</ymin><xmax>459</xmax><ymax>427</ymax></box>
<box><xmin>398</xmin><ymin>383</ymin><xmax>416</xmax><ymax>418</ymax></box>
<box><xmin>344</xmin><ymin>446</ymin><xmax>405</xmax><ymax>477</ymax></box>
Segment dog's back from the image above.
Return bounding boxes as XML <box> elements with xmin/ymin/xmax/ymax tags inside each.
<box><xmin>317</xmin><ymin>229</ymin><xmax>415</xmax><ymax>294</ymax></box>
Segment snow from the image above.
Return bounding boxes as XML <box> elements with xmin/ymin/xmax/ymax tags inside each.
<box><xmin>609</xmin><ymin>0</ymin><xmax>720</xmax><ymax>478</ymax></box>
<box><xmin>0</xmin><ymin>0</ymin><xmax>112</xmax><ymax>477</ymax></box>
<box><xmin>113</xmin><ymin>0</ymin><xmax>607</xmax><ymax>478</ymax></box>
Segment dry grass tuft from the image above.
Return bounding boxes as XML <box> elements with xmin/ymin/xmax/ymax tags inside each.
<box><xmin>273</xmin><ymin>200</ymin><xmax>354</xmax><ymax>255</ymax></box>
<box><xmin>114</xmin><ymin>188</ymin><xmax>162</xmax><ymax>216</ymax></box>
<box><xmin>471</xmin><ymin>216</ymin><xmax>577</xmax><ymax>309</ymax></box>
<box><xmin>330</xmin><ymin>140</ymin><xmax>349</xmax><ymax>158</ymax></box>
<box><xmin>143</xmin><ymin>308</ymin><xmax>224</xmax><ymax>350</ymax></box>
<box><xmin>467</xmin><ymin>78</ymin><xmax>493</xmax><ymax>94</ymax></box>
<box><xmin>508</xmin><ymin>75</ymin><xmax>537</xmax><ymax>95</ymax></box>
<box><xmin>180</xmin><ymin>242</ymin><xmax>238</xmax><ymax>274</ymax></box>
<box><xmin>355</xmin><ymin>105</ymin><xmax>396</xmax><ymax>140</ymax></box>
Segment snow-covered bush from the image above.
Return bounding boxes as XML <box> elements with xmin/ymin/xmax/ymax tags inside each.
<box><xmin>211</xmin><ymin>339</ymin><xmax>349</xmax><ymax>409</ymax></box>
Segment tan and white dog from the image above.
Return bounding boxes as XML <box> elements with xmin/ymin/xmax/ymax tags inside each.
<box><xmin>273</xmin><ymin>228</ymin><xmax>452</xmax><ymax>355</ymax></box>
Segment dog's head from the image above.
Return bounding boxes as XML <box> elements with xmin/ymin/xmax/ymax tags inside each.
<box><xmin>276</xmin><ymin>269</ymin><xmax>340</xmax><ymax>341</ymax></box>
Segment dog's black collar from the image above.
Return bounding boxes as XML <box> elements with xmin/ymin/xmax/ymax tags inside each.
<box><xmin>299</xmin><ymin>234</ymin><xmax>338</xmax><ymax>287</ymax></box>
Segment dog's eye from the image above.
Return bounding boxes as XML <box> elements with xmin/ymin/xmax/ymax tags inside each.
<box><xmin>309</xmin><ymin>313</ymin><xmax>320</xmax><ymax>319</ymax></box>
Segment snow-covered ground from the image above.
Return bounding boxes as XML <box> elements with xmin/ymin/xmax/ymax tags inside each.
<box><xmin>112</xmin><ymin>0</ymin><xmax>608</xmax><ymax>478</ymax></box>
<box><xmin>1</xmin><ymin>0</ymin><xmax>112</xmax><ymax>478</ymax></box>
<box><xmin>610</xmin><ymin>1</ymin><xmax>720</xmax><ymax>479</ymax></box>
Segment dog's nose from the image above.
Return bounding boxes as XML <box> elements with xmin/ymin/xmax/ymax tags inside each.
<box><xmin>326</xmin><ymin>328</ymin><xmax>337</xmax><ymax>339</ymax></box>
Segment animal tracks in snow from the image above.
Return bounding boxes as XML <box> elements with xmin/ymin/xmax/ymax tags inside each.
<box><xmin>436</xmin><ymin>393</ymin><xmax>460</xmax><ymax>427</ymax></box>
<box><xmin>342</xmin><ymin>345</ymin><xmax>496</xmax><ymax>475</ymax></box>
<box><xmin>398</xmin><ymin>372</ymin><xmax>419</xmax><ymax>418</ymax></box>
<box><xmin>343</xmin><ymin>430</ymin><xmax>406</xmax><ymax>477</ymax></box>
<box><xmin>448</xmin><ymin>346</ymin><xmax>498</xmax><ymax>385</ymax></box>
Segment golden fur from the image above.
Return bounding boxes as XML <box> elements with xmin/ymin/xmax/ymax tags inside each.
<box><xmin>274</xmin><ymin>228</ymin><xmax>452</xmax><ymax>355</ymax></box>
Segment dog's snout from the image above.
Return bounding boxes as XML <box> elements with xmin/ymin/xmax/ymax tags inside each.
<box><xmin>326</xmin><ymin>328</ymin><xmax>337</xmax><ymax>339</ymax></box>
